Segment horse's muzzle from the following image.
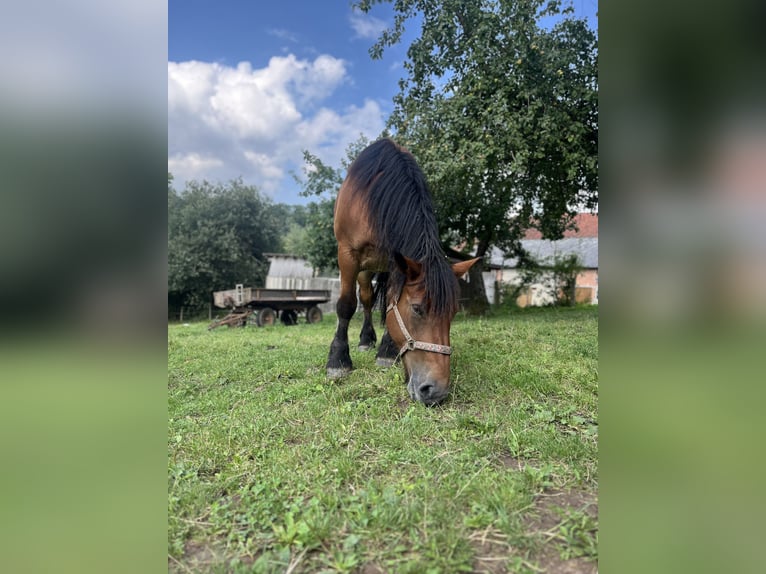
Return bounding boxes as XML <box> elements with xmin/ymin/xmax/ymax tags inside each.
<box><xmin>407</xmin><ymin>374</ymin><xmax>449</xmax><ymax>406</ymax></box>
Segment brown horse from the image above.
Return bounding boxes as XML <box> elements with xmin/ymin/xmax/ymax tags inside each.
<box><xmin>326</xmin><ymin>138</ymin><xmax>479</xmax><ymax>405</ymax></box>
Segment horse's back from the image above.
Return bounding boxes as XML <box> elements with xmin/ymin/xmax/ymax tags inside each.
<box><xmin>334</xmin><ymin>137</ymin><xmax>428</xmax><ymax>272</ymax></box>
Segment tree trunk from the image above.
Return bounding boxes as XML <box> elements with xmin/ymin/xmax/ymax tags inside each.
<box><xmin>447</xmin><ymin>240</ymin><xmax>490</xmax><ymax>316</ymax></box>
<box><xmin>464</xmin><ymin>257</ymin><xmax>489</xmax><ymax>315</ymax></box>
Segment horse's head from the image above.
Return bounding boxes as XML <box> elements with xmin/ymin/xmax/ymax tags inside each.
<box><xmin>387</xmin><ymin>253</ymin><xmax>480</xmax><ymax>406</ymax></box>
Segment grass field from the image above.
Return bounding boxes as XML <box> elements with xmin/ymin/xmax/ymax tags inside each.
<box><xmin>168</xmin><ymin>306</ymin><xmax>598</xmax><ymax>573</ymax></box>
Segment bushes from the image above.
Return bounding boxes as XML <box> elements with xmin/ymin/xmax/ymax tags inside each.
<box><xmin>497</xmin><ymin>253</ymin><xmax>584</xmax><ymax>308</ymax></box>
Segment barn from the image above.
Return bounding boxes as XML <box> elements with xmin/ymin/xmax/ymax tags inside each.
<box><xmin>485</xmin><ymin>213</ymin><xmax>599</xmax><ymax>306</ymax></box>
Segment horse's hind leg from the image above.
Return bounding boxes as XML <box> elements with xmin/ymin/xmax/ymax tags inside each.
<box><xmin>357</xmin><ymin>271</ymin><xmax>377</xmax><ymax>351</ymax></box>
<box><xmin>326</xmin><ymin>251</ymin><xmax>358</xmax><ymax>379</ymax></box>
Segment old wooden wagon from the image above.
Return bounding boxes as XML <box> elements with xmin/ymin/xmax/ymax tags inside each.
<box><xmin>208</xmin><ymin>284</ymin><xmax>330</xmax><ymax>329</ymax></box>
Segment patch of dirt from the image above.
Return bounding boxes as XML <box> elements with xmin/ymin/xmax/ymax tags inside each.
<box><xmin>496</xmin><ymin>452</ymin><xmax>524</xmax><ymax>471</ymax></box>
<box><xmin>524</xmin><ymin>489</ymin><xmax>598</xmax><ymax>574</ymax></box>
<box><xmin>534</xmin><ymin>549</ymin><xmax>597</xmax><ymax>574</ymax></box>
<box><xmin>168</xmin><ymin>540</ymin><xmax>217</xmax><ymax>573</ymax></box>
<box><xmin>525</xmin><ymin>489</ymin><xmax>597</xmax><ymax>529</ymax></box>
<box><xmin>360</xmin><ymin>563</ymin><xmax>386</xmax><ymax>574</ymax></box>
<box><xmin>169</xmin><ymin>539</ymin><xmax>256</xmax><ymax>573</ymax></box>
<box><xmin>469</xmin><ymin>528</ymin><xmax>513</xmax><ymax>574</ymax></box>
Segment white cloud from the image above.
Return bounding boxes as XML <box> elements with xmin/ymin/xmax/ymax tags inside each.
<box><xmin>348</xmin><ymin>10</ymin><xmax>387</xmax><ymax>40</ymax></box>
<box><xmin>168</xmin><ymin>153</ymin><xmax>224</xmax><ymax>177</ymax></box>
<box><xmin>243</xmin><ymin>151</ymin><xmax>284</xmax><ymax>181</ymax></box>
<box><xmin>168</xmin><ymin>60</ymin><xmax>218</xmax><ymax>115</ymax></box>
<box><xmin>168</xmin><ymin>54</ymin><xmax>386</xmax><ymax>202</ymax></box>
<box><xmin>296</xmin><ymin>100</ymin><xmax>386</xmax><ymax>153</ymax></box>
<box><xmin>297</xmin><ymin>55</ymin><xmax>347</xmax><ymax>101</ymax></box>
<box><xmin>209</xmin><ymin>60</ymin><xmax>304</xmax><ymax>139</ymax></box>
<box><xmin>267</xmin><ymin>28</ymin><xmax>299</xmax><ymax>43</ymax></box>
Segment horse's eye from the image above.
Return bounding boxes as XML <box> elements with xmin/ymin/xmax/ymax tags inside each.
<box><xmin>411</xmin><ymin>303</ymin><xmax>424</xmax><ymax>317</ymax></box>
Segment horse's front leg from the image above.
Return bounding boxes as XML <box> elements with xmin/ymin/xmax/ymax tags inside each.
<box><xmin>326</xmin><ymin>255</ymin><xmax>358</xmax><ymax>379</ymax></box>
<box><xmin>375</xmin><ymin>330</ymin><xmax>399</xmax><ymax>367</ymax></box>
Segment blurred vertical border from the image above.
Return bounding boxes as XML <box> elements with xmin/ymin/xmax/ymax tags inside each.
<box><xmin>601</xmin><ymin>1</ymin><xmax>765</xmax><ymax>572</ymax></box>
<box><xmin>0</xmin><ymin>1</ymin><xmax>167</xmax><ymax>573</ymax></box>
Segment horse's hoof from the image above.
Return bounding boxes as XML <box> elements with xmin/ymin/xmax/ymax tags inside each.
<box><xmin>358</xmin><ymin>344</ymin><xmax>374</xmax><ymax>351</ymax></box>
<box><xmin>376</xmin><ymin>357</ymin><xmax>395</xmax><ymax>368</ymax></box>
<box><xmin>327</xmin><ymin>367</ymin><xmax>351</xmax><ymax>380</ymax></box>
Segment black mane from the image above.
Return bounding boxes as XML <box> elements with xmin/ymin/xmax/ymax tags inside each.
<box><xmin>345</xmin><ymin>138</ymin><xmax>458</xmax><ymax>316</ymax></box>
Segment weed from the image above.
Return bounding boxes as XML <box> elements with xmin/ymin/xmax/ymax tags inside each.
<box><xmin>556</xmin><ymin>508</ymin><xmax>598</xmax><ymax>560</ymax></box>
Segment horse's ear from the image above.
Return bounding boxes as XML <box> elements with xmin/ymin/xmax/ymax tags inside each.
<box><xmin>451</xmin><ymin>257</ymin><xmax>481</xmax><ymax>279</ymax></box>
<box><xmin>393</xmin><ymin>252</ymin><xmax>423</xmax><ymax>282</ymax></box>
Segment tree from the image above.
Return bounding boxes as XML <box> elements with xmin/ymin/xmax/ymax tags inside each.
<box><xmin>303</xmin><ymin>199</ymin><xmax>340</xmax><ymax>275</ymax></box>
<box><xmin>281</xmin><ymin>222</ymin><xmax>309</xmax><ymax>257</ymax></box>
<box><xmin>168</xmin><ymin>178</ymin><xmax>282</xmax><ymax>312</ymax></box>
<box><xmin>270</xmin><ymin>203</ymin><xmax>310</xmax><ymax>259</ymax></box>
<box><xmin>356</xmin><ymin>0</ymin><xmax>598</xmax><ymax>311</ymax></box>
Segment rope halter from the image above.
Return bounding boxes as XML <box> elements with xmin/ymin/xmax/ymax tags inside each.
<box><xmin>386</xmin><ymin>296</ymin><xmax>453</xmax><ymax>361</ymax></box>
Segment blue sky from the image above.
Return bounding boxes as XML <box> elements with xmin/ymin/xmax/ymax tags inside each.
<box><xmin>169</xmin><ymin>1</ymin><xmax>597</xmax><ymax>205</ymax></box>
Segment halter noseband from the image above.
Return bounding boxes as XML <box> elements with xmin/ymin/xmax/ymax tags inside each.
<box><xmin>386</xmin><ymin>296</ymin><xmax>453</xmax><ymax>360</ymax></box>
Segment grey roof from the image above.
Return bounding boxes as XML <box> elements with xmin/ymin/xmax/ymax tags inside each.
<box><xmin>266</xmin><ymin>254</ymin><xmax>314</xmax><ymax>278</ymax></box>
<box><xmin>489</xmin><ymin>237</ymin><xmax>598</xmax><ymax>269</ymax></box>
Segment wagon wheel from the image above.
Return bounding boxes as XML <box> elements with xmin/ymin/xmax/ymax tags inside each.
<box><xmin>306</xmin><ymin>306</ymin><xmax>323</xmax><ymax>324</ymax></box>
<box><xmin>256</xmin><ymin>307</ymin><xmax>276</xmax><ymax>327</ymax></box>
<box><xmin>280</xmin><ymin>310</ymin><xmax>298</xmax><ymax>326</ymax></box>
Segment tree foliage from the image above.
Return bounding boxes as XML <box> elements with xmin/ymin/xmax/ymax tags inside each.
<box><xmin>272</xmin><ymin>204</ymin><xmax>311</xmax><ymax>262</ymax></box>
<box><xmin>282</xmin><ymin>222</ymin><xmax>309</xmax><ymax>258</ymax></box>
<box><xmin>168</xmin><ymin>177</ymin><xmax>282</xmax><ymax>309</ymax></box>
<box><xmin>356</xmin><ymin>0</ymin><xmax>598</xmax><ymax>257</ymax></box>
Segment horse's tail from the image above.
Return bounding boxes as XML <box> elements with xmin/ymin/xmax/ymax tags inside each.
<box><xmin>373</xmin><ymin>272</ymin><xmax>389</xmax><ymax>325</ymax></box>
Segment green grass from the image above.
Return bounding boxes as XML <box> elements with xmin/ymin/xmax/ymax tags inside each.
<box><xmin>168</xmin><ymin>306</ymin><xmax>598</xmax><ymax>573</ymax></box>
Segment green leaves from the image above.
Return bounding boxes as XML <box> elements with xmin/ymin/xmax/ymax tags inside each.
<box><xmin>271</xmin><ymin>510</ymin><xmax>313</xmax><ymax>547</ymax></box>
<box><xmin>359</xmin><ymin>0</ymin><xmax>598</xmax><ymax>253</ymax></box>
<box><xmin>555</xmin><ymin>508</ymin><xmax>598</xmax><ymax>559</ymax></box>
<box><xmin>168</xmin><ymin>178</ymin><xmax>282</xmax><ymax>310</ymax></box>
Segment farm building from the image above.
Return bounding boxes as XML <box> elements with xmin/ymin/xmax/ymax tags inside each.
<box><xmin>264</xmin><ymin>253</ymin><xmax>314</xmax><ymax>288</ymax></box>
<box><xmin>485</xmin><ymin>213</ymin><xmax>599</xmax><ymax>306</ymax></box>
<box><xmin>264</xmin><ymin>254</ymin><xmax>340</xmax><ymax>314</ymax></box>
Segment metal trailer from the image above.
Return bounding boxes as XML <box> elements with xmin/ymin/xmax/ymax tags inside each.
<box><xmin>208</xmin><ymin>284</ymin><xmax>330</xmax><ymax>329</ymax></box>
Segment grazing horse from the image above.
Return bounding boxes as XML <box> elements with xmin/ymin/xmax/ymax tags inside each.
<box><xmin>326</xmin><ymin>138</ymin><xmax>479</xmax><ymax>405</ymax></box>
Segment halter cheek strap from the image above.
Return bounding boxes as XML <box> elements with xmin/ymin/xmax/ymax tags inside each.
<box><xmin>386</xmin><ymin>297</ymin><xmax>453</xmax><ymax>360</ymax></box>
